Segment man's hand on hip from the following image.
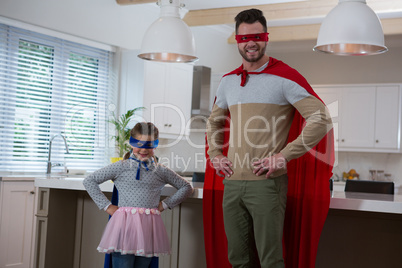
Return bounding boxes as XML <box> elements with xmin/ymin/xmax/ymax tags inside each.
<box><xmin>252</xmin><ymin>153</ymin><xmax>287</xmax><ymax>178</ymax></box>
<box><xmin>211</xmin><ymin>154</ymin><xmax>233</xmax><ymax>178</ymax></box>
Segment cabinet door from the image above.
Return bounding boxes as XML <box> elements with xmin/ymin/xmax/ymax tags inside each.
<box><xmin>339</xmin><ymin>86</ymin><xmax>376</xmax><ymax>148</ymax></box>
<box><xmin>164</xmin><ymin>63</ymin><xmax>193</xmax><ymax>136</ymax></box>
<box><xmin>159</xmin><ymin>205</ymin><xmax>180</xmax><ymax>268</ymax></box>
<box><xmin>143</xmin><ymin>61</ymin><xmax>193</xmax><ymax>137</ymax></box>
<box><xmin>0</xmin><ymin>181</ymin><xmax>35</xmax><ymax>268</ymax></box>
<box><xmin>143</xmin><ymin>61</ymin><xmax>168</xmax><ymax>130</ymax></box>
<box><xmin>177</xmin><ymin>199</ymin><xmax>206</xmax><ymax>268</ymax></box>
<box><xmin>375</xmin><ymin>86</ymin><xmax>401</xmax><ymax>149</ymax></box>
<box><xmin>315</xmin><ymin>84</ymin><xmax>401</xmax><ymax>153</ymax></box>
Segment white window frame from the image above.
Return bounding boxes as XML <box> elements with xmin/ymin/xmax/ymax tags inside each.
<box><xmin>0</xmin><ymin>23</ymin><xmax>117</xmax><ymax>173</ymax></box>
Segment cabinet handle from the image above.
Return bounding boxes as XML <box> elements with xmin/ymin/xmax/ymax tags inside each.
<box><xmin>341</xmin><ymin>139</ymin><xmax>345</xmax><ymax>142</ymax></box>
<box><xmin>30</xmin><ymin>191</ymin><xmax>35</xmax><ymax>195</ymax></box>
<box><xmin>165</xmin><ymin>124</ymin><xmax>172</xmax><ymax>127</ymax></box>
<box><xmin>376</xmin><ymin>140</ymin><xmax>379</xmax><ymax>143</ymax></box>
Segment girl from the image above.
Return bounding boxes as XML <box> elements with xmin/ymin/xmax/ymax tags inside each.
<box><xmin>83</xmin><ymin>122</ymin><xmax>193</xmax><ymax>268</ymax></box>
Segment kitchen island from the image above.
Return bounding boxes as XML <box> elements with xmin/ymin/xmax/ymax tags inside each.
<box><xmin>317</xmin><ymin>191</ymin><xmax>402</xmax><ymax>268</ymax></box>
<box><xmin>32</xmin><ymin>176</ymin><xmax>402</xmax><ymax>268</ymax></box>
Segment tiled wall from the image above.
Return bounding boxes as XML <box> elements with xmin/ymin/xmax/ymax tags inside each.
<box><xmin>334</xmin><ymin>152</ymin><xmax>402</xmax><ymax>187</ymax></box>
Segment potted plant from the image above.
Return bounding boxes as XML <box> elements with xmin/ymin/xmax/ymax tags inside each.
<box><xmin>109</xmin><ymin>107</ymin><xmax>144</xmax><ymax>162</ymax></box>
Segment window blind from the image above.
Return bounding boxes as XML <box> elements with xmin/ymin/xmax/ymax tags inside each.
<box><xmin>0</xmin><ymin>23</ymin><xmax>117</xmax><ymax>173</ymax></box>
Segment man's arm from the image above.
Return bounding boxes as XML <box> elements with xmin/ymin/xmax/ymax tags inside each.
<box><xmin>253</xmin><ymin>95</ymin><xmax>332</xmax><ymax>178</ymax></box>
<box><xmin>206</xmin><ymin>104</ymin><xmax>233</xmax><ymax>177</ymax></box>
<box><xmin>206</xmin><ymin>104</ymin><xmax>228</xmax><ymax>159</ymax></box>
<box><xmin>281</xmin><ymin>95</ymin><xmax>333</xmax><ymax>161</ymax></box>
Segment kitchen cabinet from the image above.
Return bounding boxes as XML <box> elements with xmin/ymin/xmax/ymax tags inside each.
<box><xmin>374</xmin><ymin>85</ymin><xmax>401</xmax><ymax>149</ymax></box>
<box><xmin>158</xmin><ymin>205</ymin><xmax>180</xmax><ymax>268</ymax></box>
<box><xmin>33</xmin><ymin>188</ymin><xmax>79</xmax><ymax>268</ymax></box>
<box><xmin>159</xmin><ymin>198</ymin><xmax>206</xmax><ymax>268</ymax></box>
<box><xmin>0</xmin><ymin>179</ymin><xmax>36</xmax><ymax>268</ymax></box>
<box><xmin>142</xmin><ymin>61</ymin><xmax>193</xmax><ymax>138</ymax></box>
<box><xmin>314</xmin><ymin>84</ymin><xmax>401</xmax><ymax>153</ymax></box>
<box><xmin>176</xmin><ymin>198</ymin><xmax>206</xmax><ymax>268</ymax></box>
<box><xmin>118</xmin><ymin>49</ymin><xmax>144</xmax><ymax>117</ymax></box>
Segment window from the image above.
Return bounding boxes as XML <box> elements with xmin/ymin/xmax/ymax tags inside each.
<box><xmin>0</xmin><ymin>24</ymin><xmax>117</xmax><ymax>173</ymax></box>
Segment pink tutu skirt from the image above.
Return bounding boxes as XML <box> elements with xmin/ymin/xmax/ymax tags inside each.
<box><xmin>97</xmin><ymin>207</ymin><xmax>171</xmax><ymax>257</ymax></box>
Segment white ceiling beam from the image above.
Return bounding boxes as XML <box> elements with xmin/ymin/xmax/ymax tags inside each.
<box><xmin>183</xmin><ymin>0</ymin><xmax>402</xmax><ymax>27</ymax></box>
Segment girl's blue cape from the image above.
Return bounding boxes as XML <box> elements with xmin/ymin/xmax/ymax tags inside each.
<box><xmin>104</xmin><ymin>185</ymin><xmax>159</xmax><ymax>268</ymax></box>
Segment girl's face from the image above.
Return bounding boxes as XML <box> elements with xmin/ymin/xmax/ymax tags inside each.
<box><xmin>131</xmin><ymin>134</ymin><xmax>156</xmax><ymax>161</ymax></box>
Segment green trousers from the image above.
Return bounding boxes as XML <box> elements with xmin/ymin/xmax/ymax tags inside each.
<box><xmin>222</xmin><ymin>175</ymin><xmax>288</xmax><ymax>268</ymax></box>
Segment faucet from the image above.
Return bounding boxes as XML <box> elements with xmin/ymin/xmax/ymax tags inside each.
<box><xmin>47</xmin><ymin>134</ymin><xmax>70</xmax><ymax>174</ymax></box>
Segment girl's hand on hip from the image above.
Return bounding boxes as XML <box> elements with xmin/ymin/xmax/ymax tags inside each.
<box><xmin>106</xmin><ymin>204</ymin><xmax>119</xmax><ymax>216</ymax></box>
<box><xmin>158</xmin><ymin>202</ymin><xmax>165</xmax><ymax>212</ymax></box>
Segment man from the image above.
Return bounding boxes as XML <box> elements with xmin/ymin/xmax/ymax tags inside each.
<box><xmin>205</xmin><ymin>8</ymin><xmax>334</xmax><ymax>268</ymax></box>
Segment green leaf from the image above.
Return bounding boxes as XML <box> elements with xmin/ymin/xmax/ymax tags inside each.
<box><xmin>108</xmin><ymin>107</ymin><xmax>145</xmax><ymax>157</ymax></box>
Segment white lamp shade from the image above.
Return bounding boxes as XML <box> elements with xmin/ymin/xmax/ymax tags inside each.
<box><xmin>313</xmin><ymin>0</ymin><xmax>388</xmax><ymax>56</ymax></box>
<box><xmin>138</xmin><ymin>1</ymin><xmax>197</xmax><ymax>63</ymax></box>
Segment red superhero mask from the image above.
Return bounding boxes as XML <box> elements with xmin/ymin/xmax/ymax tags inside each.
<box><xmin>235</xmin><ymin>32</ymin><xmax>269</xmax><ymax>43</ymax></box>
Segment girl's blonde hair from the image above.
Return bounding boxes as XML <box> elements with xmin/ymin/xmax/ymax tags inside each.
<box><xmin>123</xmin><ymin>122</ymin><xmax>159</xmax><ymax>160</ymax></box>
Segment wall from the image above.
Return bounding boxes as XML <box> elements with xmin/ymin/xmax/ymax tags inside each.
<box><xmin>118</xmin><ymin>49</ymin><xmax>144</xmax><ymax>116</ymax></box>
<box><xmin>0</xmin><ymin>0</ymin><xmax>159</xmax><ymax>49</ymax></box>
<box><xmin>191</xmin><ymin>26</ymin><xmax>240</xmax><ymax>73</ymax></box>
<box><xmin>157</xmin><ymin>132</ymin><xmax>207</xmax><ymax>173</ymax></box>
<box><xmin>335</xmin><ymin>152</ymin><xmax>402</xmax><ymax>186</ymax></box>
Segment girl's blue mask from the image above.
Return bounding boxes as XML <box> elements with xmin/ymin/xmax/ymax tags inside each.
<box><xmin>129</xmin><ymin>136</ymin><xmax>159</xmax><ymax>149</ymax></box>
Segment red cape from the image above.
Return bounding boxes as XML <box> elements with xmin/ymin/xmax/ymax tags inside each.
<box><xmin>203</xmin><ymin>57</ymin><xmax>335</xmax><ymax>268</ymax></box>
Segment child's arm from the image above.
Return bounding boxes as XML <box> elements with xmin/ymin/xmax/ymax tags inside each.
<box><xmin>160</xmin><ymin>167</ymin><xmax>194</xmax><ymax>209</ymax></box>
<box><xmin>83</xmin><ymin>161</ymin><xmax>123</xmax><ymax>211</ymax></box>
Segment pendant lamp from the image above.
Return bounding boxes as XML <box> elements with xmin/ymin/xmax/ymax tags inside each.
<box><xmin>138</xmin><ymin>0</ymin><xmax>198</xmax><ymax>62</ymax></box>
<box><xmin>313</xmin><ymin>0</ymin><xmax>388</xmax><ymax>56</ymax></box>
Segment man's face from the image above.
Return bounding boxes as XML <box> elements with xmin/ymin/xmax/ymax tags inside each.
<box><xmin>237</xmin><ymin>22</ymin><xmax>267</xmax><ymax>63</ymax></box>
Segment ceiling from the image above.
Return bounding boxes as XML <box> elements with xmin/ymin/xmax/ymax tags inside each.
<box><xmin>176</xmin><ymin>0</ymin><xmax>306</xmax><ymax>10</ymax></box>
<box><xmin>117</xmin><ymin>0</ymin><xmax>402</xmax><ymax>44</ymax></box>
<box><xmin>116</xmin><ymin>0</ymin><xmax>306</xmax><ymax>10</ymax></box>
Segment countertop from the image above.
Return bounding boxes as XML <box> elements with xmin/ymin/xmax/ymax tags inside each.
<box><xmin>33</xmin><ymin>175</ymin><xmax>204</xmax><ymax>199</ymax></box>
<box><xmin>3</xmin><ymin>174</ymin><xmax>402</xmax><ymax>215</ymax></box>
<box><xmin>330</xmin><ymin>191</ymin><xmax>402</xmax><ymax>214</ymax></box>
